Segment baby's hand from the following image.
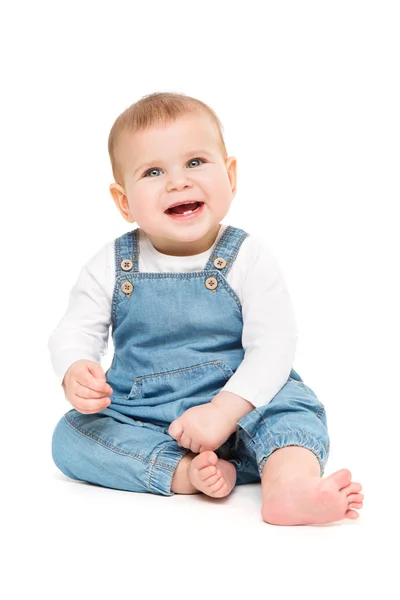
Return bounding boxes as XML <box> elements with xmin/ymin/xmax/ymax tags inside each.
<box><xmin>168</xmin><ymin>403</ymin><xmax>237</xmax><ymax>453</ymax></box>
<box><xmin>62</xmin><ymin>359</ymin><xmax>113</xmax><ymax>414</ymax></box>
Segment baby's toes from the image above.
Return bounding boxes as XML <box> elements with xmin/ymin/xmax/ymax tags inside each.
<box><xmin>345</xmin><ymin>509</ymin><xmax>360</xmax><ymax>520</ymax></box>
<box><xmin>348</xmin><ymin>493</ymin><xmax>363</xmax><ymax>510</ymax></box>
<box><xmin>199</xmin><ymin>465</ymin><xmax>217</xmax><ymax>480</ymax></box>
<box><xmin>205</xmin><ymin>473</ymin><xmax>223</xmax><ymax>487</ymax></box>
<box><xmin>331</xmin><ymin>468</ymin><xmax>352</xmax><ymax>489</ymax></box>
<box><xmin>348</xmin><ymin>493</ymin><xmax>363</xmax><ymax>505</ymax></box>
<box><xmin>209</xmin><ymin>476</ymin><xmax>225</xmax><ymax>493</ymax></box>
<box><xmin>191</xmin><ymin>450</ymin><xmax>219</xmax><ymax>471</ymax></box>
<box><xmin>345</xmin><ymin>482</ymin><xmax>363</xmax><ymax>496</ymax></box>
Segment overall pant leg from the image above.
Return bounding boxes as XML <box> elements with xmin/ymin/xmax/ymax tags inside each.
<box><xmin>217</xmin><ymin>370</ymin><xmax>330</xmax><ymax>482</ymax></box>
<box><xmin>52</xmin><ymin>409</ymin><xmax>190</xmax><ymax>496</ymax></box>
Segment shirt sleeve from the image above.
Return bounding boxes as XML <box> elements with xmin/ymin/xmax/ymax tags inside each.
<box><xmin>47</xmin><ymin>243</ymin><xmax>113</xmax><ymax>385</ymax></box>
<box><xmin>221</xmin><ymin>236</ymin><xmax>298</xmax><ymax>407</ymax></box>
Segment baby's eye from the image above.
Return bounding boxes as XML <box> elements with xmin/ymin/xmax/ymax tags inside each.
<box><xmin>187</xmin><ymin>158</ymin><xmax>205</xmax><ymax>168</ymax></box>
<box><xmin>144</xmin><ymin>168</ymin><xmax>162</xmax><ymax>178</ymax></box>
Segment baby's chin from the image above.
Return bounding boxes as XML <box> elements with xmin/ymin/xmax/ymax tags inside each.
<box><xmin>144</xmin><ymin>221</ymin><xmax>221</xmax><ymax>256</ymax></box>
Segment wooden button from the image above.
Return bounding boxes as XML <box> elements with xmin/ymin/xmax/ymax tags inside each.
<box><xmin>205</xmin><ymin>277</ymin><xmax>218</xmax><ymax>290</ymax></box>
<box><xmin>121</xmin><ymin>259</ymin><xmax>133</xmax><ymax>271</ymax></box>
<box><xmin>121</xmin><ymin>281</ymin><xmax>134</xmax><ymax>298</ymax></box>
<box><xmin>213</xmin><ymin>257</ymin><xmax>227</xmax><ymax>269</ymax></box>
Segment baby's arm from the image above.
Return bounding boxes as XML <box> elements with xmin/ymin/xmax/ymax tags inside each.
<box><xmin>211</xmin><ymin>390</ymin><xmax>254</xmax><ymax>420</ymax></box>
<box><xmin>219</xmin><ymin>235</ymin><xmax>298</xmax><ymax>409</ymax></box>
<box><xmin>48</xmin><ymin>243</ymin><xmax>113</xmax><ymax>409</ymax></box>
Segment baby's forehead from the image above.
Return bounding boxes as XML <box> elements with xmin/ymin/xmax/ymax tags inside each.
<box><xmin>128</xmin><ymin>113</ymin><xmax>217</xmax><ymax>140</ymax></box>
<box><xmin>119</xmin><ymin>114</ymin><xmax>223</xmax><ymax>156</ymax></box>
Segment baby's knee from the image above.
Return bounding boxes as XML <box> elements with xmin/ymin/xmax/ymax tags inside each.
<box><xmin>52</xmin><ymin>415</ymin><xmax>80</xmax><ymax>480</ymax></box>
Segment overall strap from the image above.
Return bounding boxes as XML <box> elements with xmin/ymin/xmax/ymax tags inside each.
<box><xmin>204</xmin><ymin>225</ymin><xmax>249</xmax><ymax>276</ymax></box>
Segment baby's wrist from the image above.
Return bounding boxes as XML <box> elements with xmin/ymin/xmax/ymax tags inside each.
<box><xmin>211</xmin><ymin>391</ymin><xmax>254</xmax><ymax>422</ymax></box>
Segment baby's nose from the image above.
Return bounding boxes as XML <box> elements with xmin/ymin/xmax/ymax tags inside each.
<box><xmin>166</xmin><ymin>175</ymin><xmax>192</xmax><ymax>192</ymax></box>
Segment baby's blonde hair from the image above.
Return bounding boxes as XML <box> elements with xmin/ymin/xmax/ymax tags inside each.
<box><xmin>108</xmin><ymin>92</ymin><xmax>228</xmax><ymax>186</ymax></box>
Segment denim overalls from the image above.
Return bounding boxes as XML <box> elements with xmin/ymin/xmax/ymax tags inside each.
<box><xmin>52</xmin><ymin>225</ymin><xmax>329</xmax><ymax>495</ymax></box>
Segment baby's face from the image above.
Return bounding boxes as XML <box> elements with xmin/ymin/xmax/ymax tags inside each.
<box><xmin>110</xmin><ymin>113</ymin><xmax>236</xmax><ymax>255</ymax></box>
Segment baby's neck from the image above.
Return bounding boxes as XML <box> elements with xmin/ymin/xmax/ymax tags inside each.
<box><xmin>143</xmin><ymin>224</ymin><xmax>221</xmax><ymax>257</ymax></box>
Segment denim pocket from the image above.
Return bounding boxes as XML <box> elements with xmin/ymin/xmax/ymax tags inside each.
<box><xmin>113</xmin><ymin>360</ymin><xmax>234</xmax><ymax>408</ymax></box>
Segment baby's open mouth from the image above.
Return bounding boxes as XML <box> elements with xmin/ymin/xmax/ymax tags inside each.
<box><xmin>165</xmin><ymin>201</ymin><xmax>204</xmax><ymax>215</ymax></box>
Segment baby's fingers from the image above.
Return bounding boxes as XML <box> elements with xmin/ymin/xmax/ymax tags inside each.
<box><xmin>74</xmin><ymin>381</ymin><xmax>113</xmax><ymax>400</ymax></box>
<box><xmin>78</xmin><ymin>370</ymin><xmax>111</xmax><ymax>395</ymax></box>
<box><xmin>71</xmin><ymin>395</ymin><xmax>111</xmax><ymax>414</ymax></box>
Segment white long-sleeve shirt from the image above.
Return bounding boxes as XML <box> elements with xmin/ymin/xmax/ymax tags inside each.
<box><xmin>48</xmin><ymin>224</ymin><xmax>298</xmax><ymax>408</ymax></box>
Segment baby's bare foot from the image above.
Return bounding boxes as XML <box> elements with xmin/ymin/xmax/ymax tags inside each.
<box><xmin>262</xmin><ymin>468</ymin><xmax>364</xmax><ymax>526</ymax></box>
<box><xmin>188</xmin><ymin>451</ymin><xmax>237</xmax><ymax>498</ymax></box>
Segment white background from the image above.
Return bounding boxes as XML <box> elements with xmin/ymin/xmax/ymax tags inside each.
<box><xmin>1</xmin><ymin>1</ymin><xmax>399</xmax><ymax>598</ymax></box>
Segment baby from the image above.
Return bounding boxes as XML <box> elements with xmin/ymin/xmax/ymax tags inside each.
<box><xmin>49</xmin><ymin>92</ymin><xmax>363</xmax><ymax>525</ymax></box>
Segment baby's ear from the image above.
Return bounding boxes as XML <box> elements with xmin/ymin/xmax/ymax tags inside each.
<box><xmin>225</xmin><ymin>156</ymin><xmax>237</xmax><ymax>195</ymax></box>
<box><xmin>109</xmin><ymin>183</ymin><xmax>135</xmax><ymax>223</ymax></box>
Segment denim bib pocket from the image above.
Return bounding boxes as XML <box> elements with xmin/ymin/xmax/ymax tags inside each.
<box><xmin>112</xmin><ymin>360</ymin><xmax>234</xmax><ymax>408</ymax></box>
